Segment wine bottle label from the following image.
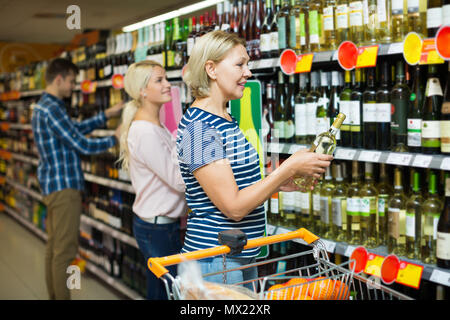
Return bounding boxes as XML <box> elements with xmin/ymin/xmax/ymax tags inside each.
<box><xmin>306</xmin><ymin>102</ymin><xmax>317</xmax><ymax>135</ymax></box>
<box><xmin>421</xmin><ymin>120</ymin><xmax>441</xmax><ymax>139</ymax></box>
<box><xmin>378</xmin><ymin>196</ymin><xmax>387</xmax><ymax>217</ymax></box>
<box><xmin>363</xmin><ymin>0</ymin><xmax>370</xmax><ymax>25</ymax></box>
<box><xmin>377</xmin><ymin>0</ymin><xmax>387</xmax><ymax>22</ymax></box>
<box><xmin>407</xmin><ymin>0</ymin><xmax>419</xmax><ymax>13</ymax></box>
<box><xmin>388</xmin><ymin>208</ymin><xmax>400</xmax><ymax>239</ymax></box>
<box><xmin>427</xmin><ymin>8</ymin><xmax>443</xmax><ymax>29</ymax></box>
<box><xmin>407</xmin><ymin>118</ymin><xmax>422</xmax><ymax>147</ymax></box>
<box><xmin>315</xmin><ymin>117</ymin><xmax>329</xmax><ymax>135</ymax></box>
<box><xmin>360</xmin><ymin>196</ymin><xmax>376</xmax><ymax>217</ymax></box>
<box><xmin>285</xmin><ymin>120</ymin><xmax>295</xmax><ymax>139</ymax></box>
<box><xmin>294</xmin><ymin>191</ymin><xmax>302</xmax><ymax>212</ymax></box>
<box><xmin>405</xmin><ymin>211</ymin><xmax>416</xmax><ymax>238</ymax></box>
<box><xmin>446</xmin><ymin>177</ymin><xmax>450</xmax><ymax>197</ymax></box>
<box><xmin>347</xmin><ymin>197</ymin><xmax>361</xmax><ymax>216</ymax></box>
<box><xmin>426</xmin><ymin>78</ymin><xmax>443</xmax><ymax>97</ymax></box>
<box><xmin>349</xmin><ymin>1</ymin><xmax>364</xmax><ymax>27</ymax></box>
<box><xmin>391</xmin><ymin>99</ymin><xmax>408</xmax><ymax>135</ymax></box>
<box><xmin>363</xmin><ymin>103</ymin><xmax>377</xmax><ymax>122</ymax></box>
<box><xmin>391</xmin><ymin>0</ymin><xmax>404</xmax><ymax>15</ymax></box>
<box><xmin>443</xmin><ymin>101</ymin><xmax>450</xmax><ymax>114</ymax></box>
<box><xmin>320</xmin><ymin>197</ymin><xmax>330</xmax><ymax>223</ymax></box>
<box><xmin>278</xmin><ymin>17</ymin><xmax>287</xmax><ymax>49</ymax></box>
<box><xmin>260</xmin><ymin>33</ymin><xmax>270</xmax><ymax>53</ymax></box>
<box><xmin>323</xmin><ymin>7</ymin><xmax>335</xmax><ymax>31</ymax></box>
<box><xmin>289</xmin><ymin>16</ymin><xmax>299</xmax><ymax>48</ymax></box>
<box><xmin>283</xmin><ymin>191</ymin><xmax>295</xmax><ymax>210</ymax></box>
<box><xmin>300</xmin><ymin>192</ymin><xmax>310</xmax><ymax>212</ymax></box>
<box><xmin>313</xmin><ymin>193</ymin><xmax>321</xmax><ymax>212</ymax></box>
<box><xmin>437</xmin><ymin>232</ymin><xmax>450</xmax><ymax>260</ymax></box>
<box><xmin>270</xmin><ymin>197</ymin><xmax>279</xmax><ymax>214</ymax></box>
<box><xmin>295</xmin><ymin>104</ymin><xmax>307</xmax><ymax>136</ymax></box>
<box><xmin>336</xmin><ymin>5</ymin><xmax>349</xmax><ymax>29</ymax></box>
<box><xmin>442</xmin><ymin>121</ymin><xmax>450</xmax><ymax>153</ymax></box>
<box><xmin>270</xmin><ymin>31</ymin><xmax>279</xmax><ymax>51</ymax></box>
<box><xmin>273</xmin><ymin>121</ymin><xmax>285</xmax><ymax>139</ymax></box>
<box><xmin>349</xmin><ymin>100</ymin><xmax>361</xmax><ymax>126</ymax></box>
<box><xmin>339</xmin><ymin>101</ymin><xmax>351</xmax><ymax>127</ymax></box>
<box><xmin>309</xmin><ymin>11</ymin><xmax>320</xmax><ymax>43</ymax></box>
<box><xmin>332</xmin><ymin>198</ymin><xmax>343</xmax><ymax>227</ymax></box>
<box><xmin>376</xmin><ymin>103</ymin><xmax>391</xmax><ymax>122</ymax></box>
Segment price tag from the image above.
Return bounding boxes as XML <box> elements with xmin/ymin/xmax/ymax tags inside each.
<box><xmin>295</xmin><ymin>53</ymin><xmax>314</xmax><ymax>73</ymax></box>
<box><xmin>358</xmin><ymin>150</ymin><xmax>382</xmax><ymax>163</ymax></box>
<box><xmin>0</xmin><ymin>122</ymin><xmax>10</xmax><ymax>131</ymax></box>
<box><xmin>344</xmin><ymin>245</ymin><xmax>357</xmax><ymax>257</ymax></box>
<box><xmin>440</xmin><ymin>157</ymin><xmax>450</xmax><ymax>170</ymax></box>
<box><xmin>111</xmin><ymin>74</ymin><xmax>124</xmax><ymax>89</ymax></box>
<box><xmin>419</xmin><ymin>38</ymin><xmax>445</xmax><ymax>65</ymax></box>
<box><xmin>412</xmin><ymin>154</ymin><xmax>433</xmax><ymax>168</ymax></box>
<box><xmin>332</xmin><ymin>50</ymin><xmax>339</xmax><ymax>61</ymax></box>
<box><xmin>266</xmin><ymin>224</ymin><xmax>276</xmax><ymax>235</ymax></box>
<box><xmin>386</xmin><ymin>152</ymin><xmax>413</xmax><ymax>166</ymax></box>
<box><xmin>364</xmin><ymin>253</ymin><xmax>384</xmax><ymax>277</ymax></box>
<box><xmin>356</xmin><ymin>45</ymin><xmax>379</xmax><ymax>68</ymax></box>
<box><xmin>335</xmin><ymin>148</ymin><xmax>357</xmax><ymax>160</ymax></box>
<box><xmin>429</xmin><ymin>269</ymin><xmax>450</xmax><ymax>286</ymax></box>
<box><xmin>259</xmin><ymin>59</ymin><xmax>274</xmax><ymax>69</ymax></box>
<box><xmin>321</xmin><ymin>239</ymin><xmax>337</xmax><ymax>253</ymax></box>
<box><xmin>388</xmin><ymin>42</ymin><xmax>404</xmax><ymax>54</ymax></box>
<box><xmin>396</xmin><ymin>261</ymin><xmax>423</xmax><ymax>289</ymax></box>
<box><xmin>81</xmin><ymin>80</ymin><xmax>97</xmax><ymax>93</ymax></box>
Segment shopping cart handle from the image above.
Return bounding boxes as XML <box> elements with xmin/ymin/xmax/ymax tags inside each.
<box><xmin>148</xmin><ymin>227</ymin><xmax>320</xmax><ymax>278</ymax></box>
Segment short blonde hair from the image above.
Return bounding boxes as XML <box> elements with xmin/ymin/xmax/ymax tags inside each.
<box><xmin>183</xmin><ymin>30</ymin><xmax>246</xmax><ymax>99</ymax></box>
<box><xmin>118</xmin><ymin>60</ymin><xmax>163</xmax><ymax>171</ymax></box>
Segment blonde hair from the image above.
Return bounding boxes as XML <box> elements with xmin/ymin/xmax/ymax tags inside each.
<box><xmin>118</xmin><ymin>60</ymin><xmax>163</xmax><ymax>171</ymax></box>
<box><xmin>183</xmin><ymin>30</ymin><xmax>246</xmax><ymax>99</ymax></box>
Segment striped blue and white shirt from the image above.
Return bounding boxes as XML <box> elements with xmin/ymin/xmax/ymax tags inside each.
<box><xmin>176</xmin><ymin>107</ymin><xmax>265</xmax><ymax>258</ymax></box>
<box><xmin>32</xmin><ymin>92</ymin><xmax>116</xmax><ymax>196</ymax></box>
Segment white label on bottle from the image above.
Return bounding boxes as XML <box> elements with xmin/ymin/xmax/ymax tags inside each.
<box><xmin>444</xmin><ymin>5</ymin><xmax>450</xmax><ymax>25</ymax></box>
<box><xmin>441</xmin><ymin>121</ymin><xmax>450</xmax><ymax>153</ymax></box>
<box><xmin>270</xmin><ymin>31</ymin><xmax>279</xmax><ymax>51</ymax></box>
<box><xmin>300</xmin><ymin>192</ymin><xmax>310</xmax><ymax>211</ymax></box>
<box><xmin>336</xmin><ymin>5</ymin><xmax>349</xmax><ymax>29</ymax></box>
<box><xmin>332</xmin><ymin>198</ymin><xmax>343</xmax><ymax>227</ymax></box>
<box><xmin>405</xmin><ymin>212</ymin><xmax>415</xmax><ymax>238</ymax></box>
<box><xmin>407</xmin><ymin>0</ymin><xmax>419</xmax><ymax>13</ymax></box>
<box><xmin>306</xmin><ymin>102</ymin><xmax>317</xmax><ymax>135</ymax></box>
<box><xmin>270</xmin><ymin>198</ymin><xmax>279</xmax><ymax>214</ymax></box>
<box><xmin>339</xmin><ymin>101</ymin><xmax>351</xmax><ymax>124</ymax></box>
<box><xmin>313</xmin><ymin>193</ymin><xmax>321</xmax><ymax>211</ymax></box>
<box><xmin>347</xmin><ymin>197</ymin><xmax>361</xmax><ymax>213</ymax></box>
<box><xmin>363</xmin><ymin>0</ymin><xmax>369</xmax><ymax>25</ymax></box>
<box><xmin>260</xmin><ymin>33</ymin><xmax>270</xmax><ymax>53</ymax></box>
<box><xmin>349</xmin><ymin>101</ymin><xmax>361</xmax><ymax>125</ymax></box>
<box><xmin>437</xmin><ymin>232</ymin><xmax>450</xmax><ymax>260</ymax></box>
<box><xmin>295</xmin><ymin>103</ymin><xmax>307</xmax><ymax>136</ymax></box>
<box><xmin>316</xmin><ymin>117</ymin><xmax>329</xmax><ymax>135</ymax></box>
<box><xmin>324</xmin><ymin>7</ymin><xmax>335</xmax><ymax>30</ymax></box>
<box><xmin>377</xmin><ymin>0</ymin><xmax>387</xmax><ymax>22</ymax></box>
<box><xmin>426</xmin><ymin>78</ymin><xmax>444</xmax><ymax>97</ymax></box>
<box><xmin>407</xmin><ymin>118</ymin><xmax>422</xmax><ymax>147</ymax></box>
<box><xmin>187</xmin><ymin>38</ymin><xmax>195</xmax><ymax>56</ymax></box>
<box><xmin>283</xmin><ymin>191</ymin><xmax>295</xmax><ymax>210</ymax></box>
<box><xmin>349</xmin><ymin>1</ymin><xmax>364</xmax><ymax>27</ymax></box>
<box><xmin>376</xmin><ymin>103</ymin><xmax>391</xmax><ymax>123</ymax></box>
<box><xmin>363</xmin><ymin>103</ymin><xmax>377</xmax><ymax>122</ymax></box>
<box><xmin>427</xmin><ymin>8</ymin><xmax>443</xmax><ymax>29</ymax></box>
<box><xmin>378</xmin><ymin>197</ymin><xmax>386</xmax><ymax>215</ymax></box>
<box><xmin>320</xmin><ymin>197</ymin><xmax>330</xmax><ymax>223</ymax></box>
<box><xmin>294</xmin><ymin>191</ymin><xmax>302</xmax><ymax>211</ymax></box>
<box><xmin>273</xmin><ymin>121</ymin><xmax>285</xmax><ymax>139</ymax></box>
<box><xmin>391</xmin><ymin>0</ymin><xmax>404</xmax><ymax>14</ymax></box>
<box><xmin>421</xmin><ymin>120</ymin><xmax>441</xmax><ymax>139</ymax></box>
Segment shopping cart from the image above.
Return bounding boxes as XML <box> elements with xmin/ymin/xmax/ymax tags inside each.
<box><xmin>148</xmin><ymin>228</ymin><xmax>412</xmax><ymax>300</ymax></box>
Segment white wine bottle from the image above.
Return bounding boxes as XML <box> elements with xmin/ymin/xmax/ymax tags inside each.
<box><xmin>320</xmin><ymin>166</ymin><xmax>335</xmax><ymax>238</ymax></box>
<box><xmin>347</xmin><ymin>161</ymin><xmax>362</xmax><ymax>244</ymax></box>
<box><xmin>388</xmin><ymin>167</ymin><xmax>407</xmax><ymax>256</ymax></box>
<box><xmin>405</xmin><ymin>169</ymin><xmax>423</xmax><ymax>260</ymax></box>
<box><xmin>436</xmin><ymin>174</ymin><xmax>450</xmax><ymax>269</ymax></box>
<box><xmin>294</xmin><ymin>113</ymin><xmax>347</xmax><ymax>189</ymax></box>
<box><xmin>331</xmin><ymin>163</ymin><xmax>348</xmax><ymax>241</ymax></box>
<box><xmin>360</xmin><ymin>162</ymin><xmax>379</xmax><ymax>248</ymax></box>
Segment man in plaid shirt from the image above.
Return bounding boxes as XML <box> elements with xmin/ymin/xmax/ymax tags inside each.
<box><xmin>31</xmin><ymin>58</ymin><xmax>124</xmax><ymax>300</ymax></box>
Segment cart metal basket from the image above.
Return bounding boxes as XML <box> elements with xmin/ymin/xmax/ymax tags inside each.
<box><xmin>148</xmin><ymin>228</ymin><xmax>413</xmax><ymax>300</ymax></box>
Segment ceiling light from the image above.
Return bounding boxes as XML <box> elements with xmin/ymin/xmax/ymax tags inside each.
<box><xmin>122</xmin><ymin>0</ymin><xmax>224</xmax><ymax>32</ymax></box>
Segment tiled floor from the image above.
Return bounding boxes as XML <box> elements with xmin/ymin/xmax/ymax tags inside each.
<box><xmin>0</xmin><ymin>212</ymin><xmax>123</xmax><ymax>300</ymax></box>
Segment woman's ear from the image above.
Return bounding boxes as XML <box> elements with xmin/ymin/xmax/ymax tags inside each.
<box><xmin>204</xmin><ymin>60</ymin><xmax>217</xmax><ymax>80</ymax></box>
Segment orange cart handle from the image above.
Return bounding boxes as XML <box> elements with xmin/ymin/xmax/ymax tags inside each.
<box><xmin>148</xmin><ymin>227</ymin><xmax>319</xmax><ymax>278</ymax></box>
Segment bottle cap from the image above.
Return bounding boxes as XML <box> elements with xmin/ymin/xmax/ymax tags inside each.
<box><xmin>332</xmin><ymin>113</ymin><xmax>346</xmax><ymax>129</ymax></box>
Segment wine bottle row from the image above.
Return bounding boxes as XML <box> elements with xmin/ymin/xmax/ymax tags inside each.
<box><xmin>269</xmin><ymin>159</ymin><xmax>450</xmax><ymax>268</ymax></box>
<box><xmin>263</xmin><ymin>60</ymin><xmax>450</xmax><ymax>155</ymax></box>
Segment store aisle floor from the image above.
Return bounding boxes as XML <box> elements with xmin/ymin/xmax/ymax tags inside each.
<box><xmin>0</xmin><ymin>212</ymin><xmax>123</xmax><ymax>300</ymax></box>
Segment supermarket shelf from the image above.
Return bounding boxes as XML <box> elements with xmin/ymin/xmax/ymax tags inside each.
<box><xmin>5</xmin><ymin>178</ymin><xmax>43</xmax><ymax>202</ymax></box>
<box><xmin>84</xmin><ymin>173</ymin><xmax>135</xmax><ymax>194</ymax></box>
<box><xmin>1</xmin><ymin>123</ymin><xmax>33</xmax><ymax>130</ymax></box>
<box><xmin>267</xmin><ymin>142</ymin><xmax>450</xmax><ymax>171</ymax></box>
<box><xmin>10</xmin><ymin>152</ymin><xmax>39</xmax><ymax>165</ymax></box>
<box><xmin>81</xmin><ymin>214</ymin><xmax>138</xmax><ymax>249</ymax></box>
<box><xmin>74</xmin><ymin>79</ymin><xmax>113</xmax><ymax>91</ymax></box>
<box><xmin>267</xmin><ymin>223</ymin><xmax>450</xmax><ymax>288</ymax></box>
<box><xmin>19</xmin><ymin>89</ymin><xmax>44</xmax><ymax>97</ymax></box>
<box><xmin>1</xmin><ymin>202</ymin><xmax>143</xmax><ymax>300</ymax></box>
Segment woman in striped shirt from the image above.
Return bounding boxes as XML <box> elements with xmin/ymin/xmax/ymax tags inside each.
<box><xmin>177</xmin><ymin>31</ymin><xmax>332</xmax><ymax>287</ymax></box>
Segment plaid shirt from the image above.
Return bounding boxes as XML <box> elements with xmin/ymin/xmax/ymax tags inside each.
<box><xmin>32</xmin><ymin>92</ymin><xmax>116</xmax><ymax>196</ymax></box>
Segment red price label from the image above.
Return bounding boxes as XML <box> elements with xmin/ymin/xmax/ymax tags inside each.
<box><xmin>81</xmin><ymin>80</ymin><xmax>97</xmax><ymax>94</ymax></box>
<box><xmin>112</xmin><ymin>74</ymin><xmax>124</xmax><ymax>89</ymax></box>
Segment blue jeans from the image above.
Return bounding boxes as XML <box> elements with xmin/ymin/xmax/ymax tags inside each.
<box><xmin>198</xmin><ymin>256</ymin><xmax>258</xmax><ymax>291</ymax></box>
<box><xmin>133</xmin><ymin>215</ymin><xmax>182</xmax><ymax>300</ymax></box>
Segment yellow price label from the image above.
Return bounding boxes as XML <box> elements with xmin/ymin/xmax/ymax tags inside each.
<box><xmin>356</xmin><ymin>45</ymin><xmax>379</xmax><ymax>68</ymax></box>
<box><xmin>420</xmin><ymin>38</ymin><xmax>445</xmax><ymax>65</ymax></box>
<box><xmin>396</xmin><ymin>261</ymin><xmax>423</xmax><ymax>289</ymax></box>
<box><xmin>403</xmin><ymin>32</ymin><xmax>423</xmax><ymax>65</ymax></box>
<box><xmin>295</xmin><ymin>53</ymin><xmax>314</xmax><ymax>73</ymax></box>
<box><xmin>364</xmin><ymin>253</ymin><xmax>384</xmax><ymax>277</ymax></box>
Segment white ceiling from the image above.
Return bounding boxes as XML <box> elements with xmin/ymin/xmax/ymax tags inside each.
<box><xmin>0</xmin><ymin>0</ymin><xmax>201</xmax><ymax>44</ymax></box>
